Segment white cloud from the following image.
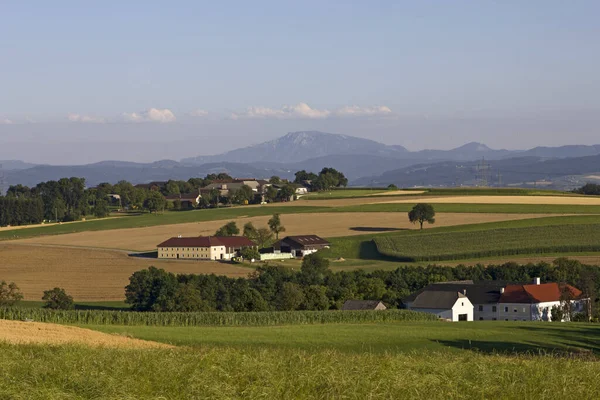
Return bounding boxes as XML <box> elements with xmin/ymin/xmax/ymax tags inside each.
<box><xmin>190</xmin><ymin>109</ymin><xmax>209</xmax><ymax>117</ymax></box>
<box><xmin>67</xmin><ymin>113</ymin><xmax>106</xmax><ymax>123</ymax></box>
<box><xmin>231</xmin><ymin>103</ymin><xmax>392</xmax><ymax>120</ymax></box>
<box><xmin>123</xmin><ymin>108</ymin><xmax>176</xmax><ymax>123</ymax></box>
<box><xmin>231</xmin><ymin>103</ymin><xmax>331</xmax><ymax>120</ymax></box>
<box><xmin>335</xmin><ymin>105</ymin><xmax>393</xmax><ymax>117</ymax></box>
<box><xmin>0</xmin><ymin>118</ymin><xmax>14</xmax><ymax>125</ymax></box>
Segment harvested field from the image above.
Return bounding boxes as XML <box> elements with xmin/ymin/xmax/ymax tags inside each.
<box><xmin>0</xmin><ymin>319</ymin><xmax>171</xmax><ymax>348</ymax></box>
<box><xmin>13</xmin><ymin>212</ymin><xmax>560</xmax><ymax>251</ymax></box>
<box><xmin>378</xmin><ymin>195</ymin><xmax>600</xmax><ymax>206</ymax></box>
<box><xmin>0</xmin><ymin>244</ymin><xmax>252</xmax><ymax>301</ymax></box>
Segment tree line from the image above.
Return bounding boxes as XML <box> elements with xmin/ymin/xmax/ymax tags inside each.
<box><xmin>124</xmin><ymin>257</ymin><xmax>600</xmax><ymax>318</ymax></box>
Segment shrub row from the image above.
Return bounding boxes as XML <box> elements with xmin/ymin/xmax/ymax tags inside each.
<box><xmin>0</xmin><ymin>308</ymin><xmax>437</xmax><ymax>327</ymax></box>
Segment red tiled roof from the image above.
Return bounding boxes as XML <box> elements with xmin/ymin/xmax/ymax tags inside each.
<box><xmin>500</xmin><ymin>283</ymin><xmax>583</xmax><ymax>304</ymax></box>
<box><xmin>157</xmin><ymin>236</ymin><xmax>255</xmax><ymax>248</ymax></box>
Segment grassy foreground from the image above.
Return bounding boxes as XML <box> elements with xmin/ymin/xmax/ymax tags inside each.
<box><xmin>1</xmin><ymin>344</ymin><xmax>598</xmax><ymax>400</ymax></box>
<box><xmin>2</xmin><ymin>321</ymin><xmax>600</xmax><ymax>399</ymax></box>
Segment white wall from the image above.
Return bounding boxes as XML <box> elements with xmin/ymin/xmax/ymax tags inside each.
<box><xmin>451</xmin><ymin>298</ymin><xmax>474</xmax><ymax>321</ymax></box>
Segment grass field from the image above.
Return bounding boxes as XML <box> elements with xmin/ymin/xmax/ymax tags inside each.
<box><xmin>1</xmin><ymin>340</ymin><xmax>598</xmax><ymax>399</ymax></box>
<box><xmin>375</xmin><ymin>223</ymin><xmax>600</xmax><ymax>261</ymax></box>
<box><xmin>322</xmin><ymin>215</ymin><xmax>600</xmax><ymax>260</ymax></box>
<box><xmin>86</xmin><ymin>321</ymin><xmax>600</xmax><ymax>354</ymax></box>
<box><xmin>1</xmin><ymin>320</ymin><xmax>599</xmax><ymax>398</ymax></box>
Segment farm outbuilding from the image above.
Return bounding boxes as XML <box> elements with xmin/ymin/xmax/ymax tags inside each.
<box><xmin>342</xmin><ymin>300</ymin><xmax>387</xmax><ymax>311</ymax></box>
<box><xmin>157</xmin><ymin>236</ymin><xmax>256</xmax><ymax>261</ymax></box>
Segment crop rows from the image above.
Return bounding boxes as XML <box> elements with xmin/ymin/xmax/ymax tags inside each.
<box><xmin>374</xmin><ymin>223</ymin><xmax>600</xmax><ymax>262</ymax></box>
<box><xmin>0</xmin><ymin>308</ymin><xmax>437</xmax><ymax>326</ymax></box>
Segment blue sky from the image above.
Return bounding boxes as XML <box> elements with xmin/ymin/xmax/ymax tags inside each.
<box><xmin>1</xmin><ymin>1</ymin><xmax>599</xmax><ymax>163</ymax></box>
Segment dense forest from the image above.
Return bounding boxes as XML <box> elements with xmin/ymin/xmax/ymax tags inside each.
<box><xmin>125</xmin><ymin>255</ymin><xmax>600</xmax><ymax>318</ymax></box>
<box><xmin>0</xmin><ymin>168</ymin><xmax>348</xmax><ymax>227</ymax></box>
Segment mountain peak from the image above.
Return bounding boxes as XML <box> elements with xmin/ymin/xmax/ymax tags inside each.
<box><xmin>453</xmin><ymin>142</ymin><xmax>493</xmax><ymax>152</ymax></box>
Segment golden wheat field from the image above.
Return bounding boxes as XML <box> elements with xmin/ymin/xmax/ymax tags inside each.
<box><xmin>0</xmin><ymin>244</ymin><xmax>252</xmax><ymax>300</ymax></box>
<box><xmin>0</xmin><ymin>320</ymin><xmax>171</xmax><ymax>348</ymax></box>
<box><xmin>14</xmin><ymin>212</ymin><xmax>559</xmax><ymax>251</ymax></box>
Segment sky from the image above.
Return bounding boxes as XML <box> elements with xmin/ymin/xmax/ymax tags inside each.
<box><xmin>1</xmin><ymin>1</ymin><xmax>599</xmax><ymax>164</ymax></box>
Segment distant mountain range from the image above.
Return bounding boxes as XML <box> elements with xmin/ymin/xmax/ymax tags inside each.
<box><xmin>2</xmin><ymin>131</ymin><xmax>600</xmax><ymax>190</ymax></box>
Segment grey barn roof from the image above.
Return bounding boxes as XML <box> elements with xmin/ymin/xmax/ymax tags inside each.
<box><xmin>342</xmin><ymin>300</ymin><xmax>386</xmax><ymax>311</ymax></box>
<box><xmin>408</xmin><ymin>290</ymin><xmax>467</xmax><ymax>309</ymax></box>
<box><xmin>404</xmin><ymin>281</ymin><xmax>513</xmax><ymax>306</ymax></box>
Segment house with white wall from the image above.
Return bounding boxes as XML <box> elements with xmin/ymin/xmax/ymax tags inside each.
<box><xmin>498</xmin><ymin>278</ymin><xmax>586</xmax><ymax>321</ymax></box>
<box><xmin>403</xmin><ymin>289</ymin><xmax>474</xmax><ymax>321</ymax></box>
<box><xmin>403</xmin><ymin>278</ymin><xmax>587</xmax><ymax>322</ymax></box>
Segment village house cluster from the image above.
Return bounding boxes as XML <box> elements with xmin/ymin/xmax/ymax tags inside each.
<box><xmin>157</xmin><ymin>234</ymin><xmax>330</xmax><ymax>261</ymax></box>
<box><xmin>403</xmin><ymin>278</ymin><xmax>588</xmax><ymax>322</ymax></box>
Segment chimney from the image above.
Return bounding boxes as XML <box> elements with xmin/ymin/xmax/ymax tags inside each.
<box><xmin>533</xmin><ymin>277</ymin><xmax>540</xmax><ymax>285</ymax></box>
<box><xmin>500</xmin><ymin>287</ymin><xmax>505</xmax><ymax>294</ymax></box>
<box><xmin>463</xmin><ymin>289</ymin><xmax>467</xmax><ymax>295</ymax></box>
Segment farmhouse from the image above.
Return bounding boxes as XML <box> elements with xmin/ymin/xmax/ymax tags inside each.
<box><xmin>164</xmin><ymin>192</ymin><xmax>201</xmax><ymax>209</ymax></box>
<box><xmin>342</xmin><ymin>300</ymin><xmax>387</xmax><ymax>311</ymax></box>
<box><xmin>498</xmin><ymin>279</ymin><xmax>586</xmax><ymax>321</ymax></box>
<box><xmin>274</xmin><ymin>235</ymin><xmax>330</xmax><ymax>257</ymax></box>
<box><xmin>157</xmin><ymin>236</ymin><xmax>256</xmax><ymax>261</ymax></box>
<box><xmin>403</xmin><ymin>289</ymin><xmax>474</xmax><ymax>321</ymax></box>
<box><xmin>404</xmin><ymin>278</ymin><xmax>588</xmax><ymax>322</ymax></box>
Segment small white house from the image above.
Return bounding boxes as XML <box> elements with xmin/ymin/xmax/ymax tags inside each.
<box><xmin>404</xmin><ymin>290</ymin><xmax>474</xmax><ymax>321</ymax></box>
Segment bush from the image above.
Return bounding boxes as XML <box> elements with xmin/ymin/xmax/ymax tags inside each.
<box><xmin>42</xmin><ymin>288</ymin><xmax>74</xmax><ymax>310</ymax></box>
<box><xmin>240</xmin><ymin>247</ymin><xmax>260</xmax><ymax>261</ymax></box>
<box><xmin>0</xmin><ymin>281</ymin><xmax>23</xmax><ymax>307</ymax></box>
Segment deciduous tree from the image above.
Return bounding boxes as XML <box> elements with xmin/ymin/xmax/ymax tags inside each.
<box><xmin>408</xmin><ymin>203</ymin><xmax>436</xmax><ymax>230</ymax></box>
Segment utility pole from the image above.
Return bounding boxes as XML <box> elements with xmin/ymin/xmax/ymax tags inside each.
<box><xmin>497</xmin><ymin>169</ymin><xmax>502</xmax><ymax>187</ymax></box>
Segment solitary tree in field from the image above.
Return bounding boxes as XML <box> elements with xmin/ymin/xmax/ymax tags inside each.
<box><xmin>268</xmin><ymin>213</ymin><xmax>286</xmax><ymax>239</ymax></box>
<box><xmin>408</xmin><ymin>203</ymin><xmax>436</xmax><ymax>230</ymax></box>
<box><xmin>42</xmin><ymin>287</ymin><xmax>74</xmax><ymax>310</ymax></box>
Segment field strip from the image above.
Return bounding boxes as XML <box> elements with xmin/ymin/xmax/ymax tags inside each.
<box><xmin>0</xmin><ymin>244</ymin><xmax>253</xmax><ymax>301</ymax></box>
<box><xmin>375</xmin><ymin>195</ymin><xmax>600</xmax><ymax>205</ymax></box>
<box><xmin>11</xmin><ymin>212</ymin><xmax>564</xmax><ymax>252</ymax></box>
<box><xmin>0</xmin><ymin>320</ymin><xmax>172</xmax><ymax>348</ymax></box>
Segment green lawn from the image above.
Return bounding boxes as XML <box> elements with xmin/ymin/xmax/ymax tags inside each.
<box><xmin>321</xmin><ymin>215</ymin><xmax>600</xmax><ymax>261</ymax></box>
<box><xmin>86</xmin><ymin>321</ymin><xmax>600</xmax><ymax>355</ymax></box>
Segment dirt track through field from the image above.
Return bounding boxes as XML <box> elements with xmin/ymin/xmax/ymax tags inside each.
<box><xmin>0</xmin><ymin>244</ymin><xmax>252</xmax><ymax>300</ymax></box>
<box><xmin>0</xmin><ymin>319</ymin><xmax>171</xmax><ymax>348</ymax></box>
<box><xmin>13</xmin><ymin>212</ymin><xmax>560</xmax><ymax>251</ymax></box>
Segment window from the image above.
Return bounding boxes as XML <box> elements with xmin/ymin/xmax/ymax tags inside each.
<box><xmin>492</xmin><ymin>306</ymin><xmax>497</xmax><ymax>312</ymax></box>
<box><xmin>504</xmin><ymin>306</ymin><xmax>508</xmax><ymax>313</ymax></box>
<box><xmin>505</xmin><ymin>319</ymin><xmax>508</xmax><ymax>321</ymax></box>
<box><xmin>492</xmin><ymin>318</ymin><xmax>497</xmax><ymax>321</ymax></box>
<box><xmin>478</xmin><ymin>305</ymin><xmax>483</xmax><ymax>312</ymax></box>
<box><xmin>479</xmin><ymin>317</ymin><xmax>483</xmax><ymax>320</ymax></box>
<box><xmin>513</xmin><ymin>308</ymin><xmax>517</xmax><ymax>313</ymax></box>
<box><xmin>461</xmin><ymin>302</ymin><xmax>464</xmax><ymax>306</ymax></box>
<box><xmin>522</xmin><ymin>307</ymin><xmax>526</xmax><ymax>313</ymax></box>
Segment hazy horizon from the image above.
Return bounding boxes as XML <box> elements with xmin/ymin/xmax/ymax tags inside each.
<box><xmin>2</xmin><ymin>1</ymin><xmax>599</xmax><ymax>164</ymax></box>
